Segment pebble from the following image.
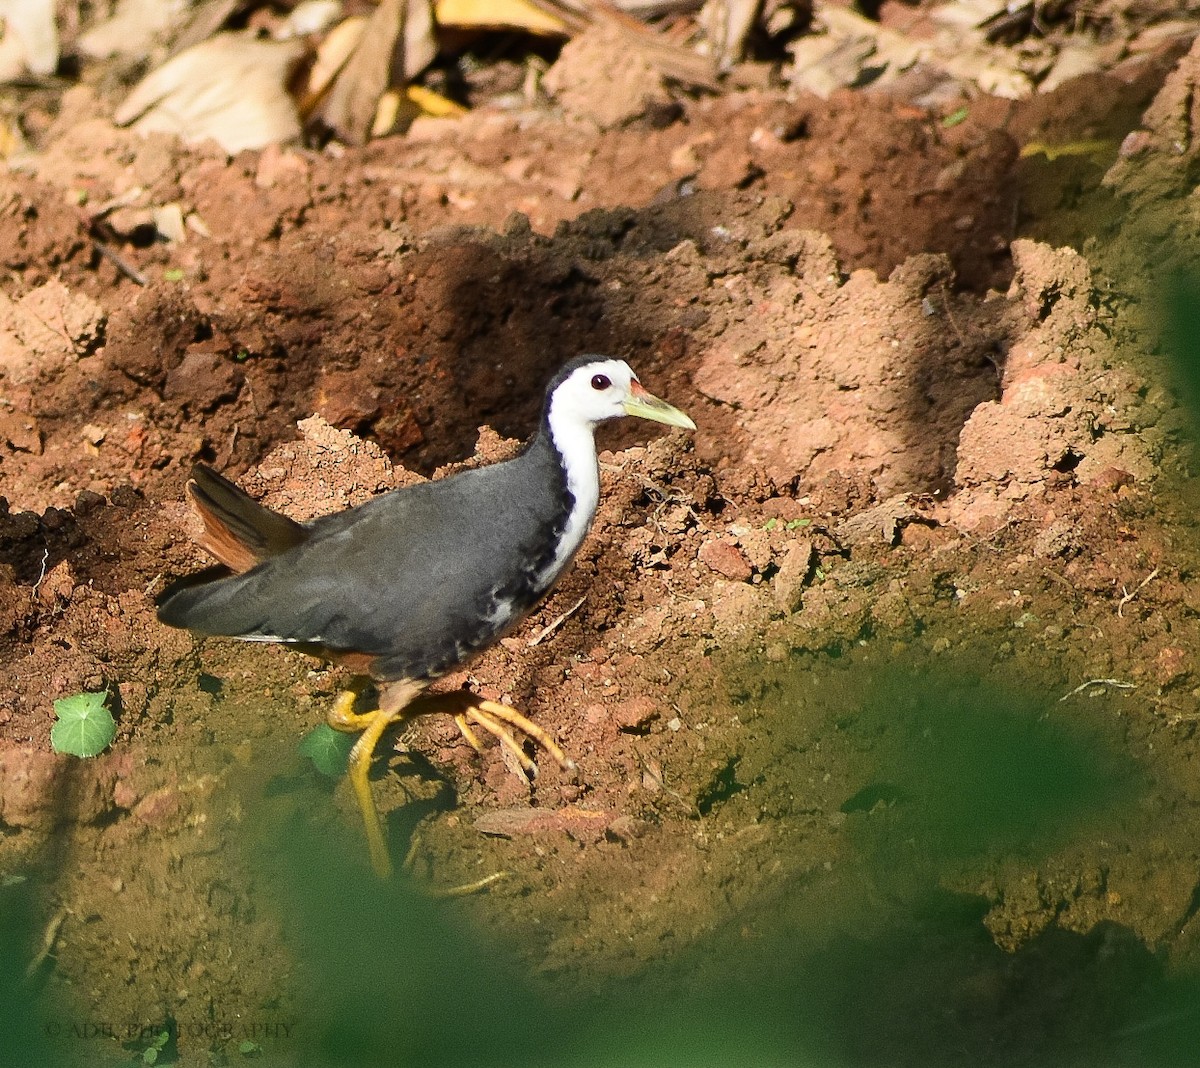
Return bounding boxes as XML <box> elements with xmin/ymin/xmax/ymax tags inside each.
<box><xmin>698</xmin><ymin>539</ymin><xmax>753</xmax><ymax>583</ymax></box>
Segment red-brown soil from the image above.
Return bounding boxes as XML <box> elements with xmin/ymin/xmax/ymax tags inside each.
<box><xmin>6</xmin><ymin>17</ymin><xmax>1200</xmax><ymax>1068</ymax></box>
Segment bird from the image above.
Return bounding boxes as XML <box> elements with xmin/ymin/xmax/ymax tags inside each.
<box><xmin>157</xmin><ymin>356</ymin><xmax>696</xmax><ymax>876</ymax></box>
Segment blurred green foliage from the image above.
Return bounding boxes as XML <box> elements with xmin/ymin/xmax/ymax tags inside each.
<box><xmin>13</xmin><ymin>659</ymin><xmax>1200</xmax><ymax>1067</ymax></box>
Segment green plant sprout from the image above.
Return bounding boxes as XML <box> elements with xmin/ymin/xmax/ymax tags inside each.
<box><xmin>140</xmin><ymin>1030</ymin><xmax>169</xmax><ymax>1065</ymax></box>
<box><xmin>50</xmin><ymin>691</ymin><xmax>115</xmax><ymax>758</ymax></box>
<box><xmin>298</xmin><ymin>723</ymin><xmax>354</xmax><ymax>777</ymax></box>
<box><xmin>238</xmin><ymin>1039</ymin><xmax>262</xmax><ymax>1057</ymax></box>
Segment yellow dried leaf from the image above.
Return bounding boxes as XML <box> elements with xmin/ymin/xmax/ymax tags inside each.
<box><xmin>372</xmin><ymin>88</ymin><xmax>406</xmax><ymax>137</ymax></box>
<box><xmin>371</xmin><ymin>85</ymin><xmax>466</xmax><ymax>137</ymax></box>
<box><xmin>436</xmin><ymin>0</ymin><xmax>566</xmax><ymax>36</ymax></box>
<box><xmin>0</xmin><ymin>113</ymin><xmax>26</xmax><ymax>159</ymax></box>
<box><xmin>406</xmin><ymin>85</ymin><xmax>467</xmax><ymax>117</ymax></box>
<box><xmin>306</xmin><ymin>15</ymin><xmax>366</xmax><ymax>101</ymax></box>
<box><xmin>1019</xmin><ymin>139</ymin><xmax>1115</xmax><ymax>162</ymax></box>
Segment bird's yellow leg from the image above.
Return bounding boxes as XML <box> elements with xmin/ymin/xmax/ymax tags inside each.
<box><xmin>325</xmin><ymin>681</ymin><xmax>425</xmax><ymax>878</ymax></box>
<box><xmin>344</xmin><ymin>708</ymin><xmax>397</xmax><ymax>878</ymax></box>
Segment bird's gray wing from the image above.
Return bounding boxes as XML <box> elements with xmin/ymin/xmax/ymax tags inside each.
<box><xmin>158</xmin><ymin>460</ymin><xmax>562</xmax><ymax>677</ymax></box>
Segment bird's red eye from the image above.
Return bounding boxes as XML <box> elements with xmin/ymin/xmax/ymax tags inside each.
<box><xmin>591</xmin><ymin>374</ymin><xmax>611</xmax><ymax>391</ymax></box>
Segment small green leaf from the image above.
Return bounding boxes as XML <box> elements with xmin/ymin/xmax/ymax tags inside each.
<box><xmin>785</xmin><ymin>518</ymin><xmax>810</xmax><ymax>530</ymax></box>
<box><xmin>238</xmin><ymin>1039</ymin><xmax>261</xmax><ymax>1056</ymax></box>
<box><xmin>763</xmin><ymin>517</ymin><xmax>778</xmax><ymax>531</ymax></box>
<box><xmin>163</xmin><ymin>268</ymin><xmax>185</xmax><ymax>282</ymax></box>
<box><xmin>135</xmin><ymin>1030</ymin><xmax>170</xmax><ymax>1065</ymax></box>
<box><xmin>942</xmin><ymin>106</ymin><xmax>969</xmax><ymax>128</ymax></box>
<box><xmin>299</xmin><ymin>723</ymin><xmax>354</xmax><ymax>778</ymax></box>
<box><xmin>50</xmin><ymin>692</ymin><xmax>115</xmax><ymax>758</ymax></box>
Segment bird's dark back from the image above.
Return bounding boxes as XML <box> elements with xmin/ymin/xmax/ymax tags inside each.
<box><xmin>159</xmin><ymin>436</ymin><xmax>577</xmax><ymax>681</ymax></box>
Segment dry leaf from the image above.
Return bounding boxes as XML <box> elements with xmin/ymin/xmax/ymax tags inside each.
<box><xmin>592</xmin><ymin>5</ymin><xmax>719</xmax><ymax>90</ymax></box>
<box><xmin>930</xmin><ymin>0</ymin><xmax>1010</xmax><ymax>32</ymax></box>
<box><xmin>278</xmin><ymin>0</ymin><xmax>344</xmax><ymax>40</ymax></box>
<box><xmin>170</xmin><ymin>0</ymin><xmax>242</xmax><ymax>56</ymax></box>
<box><xmin>788</xmin><ymin>32</ymin><xmax>876</xmax><ymax>98</ymax></box>
<box><xmin>698</xmin><ymin>0</ymin><xmax>762</xmax><ymax>69</ymax></box>
<box><xmin>371</xmin><ymin>83</ymin><xmax>467</xmax><ymax>136</ymax></box>
<box><xmin>313</xmin><ymin>0</ymin><xmax>437</xmax><ymax>145</ymax></box>
<box><xmin>153</xmin><ymin>203</ymin><xmax>188</xmax><ymax>244</ymax></box>
<box><xmin>436</xmin><ymin>0</ymin><xmax>567</xmax><ymax>35</ymax></box>
<box><xmin>0</xmin><ymin>0</ymin><xmax>58</xmax><ymax>79</ymax></box>
<box><xmin>939</xmin><ymin>45</ymin><xmax>1031</xmax><ymax>98</ymax></box>
<box><xmin>1039</xmin><ymin>41</ymin><xmax>1104</xmax><ymax>93</ymax></box>
<box><xmin>78</xmin><ymin>0</ymin><xmax>186</xmax><ymax>59</ymax></box>
<box><xmin>114</xmin><ymin>33</ymin><xmax>304</xmax><ymax>154</ymax></box>
<box><xmin>305</xmin><ymin>15</ymin><xmax>366</xmax><ymax>105</ymax></box>
<box><xmin>788</xmin><ymin>3</ymin><xmax>1034</xmax><ymax>101</ymax></box>
<box><xmin>820</xmin><ymin>7</ymin><xmax>922</xmax><ymax>71</ymax></box>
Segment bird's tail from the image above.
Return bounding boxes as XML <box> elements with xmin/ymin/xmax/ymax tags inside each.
<box><xmin>185</xmin><ymin>464</ymin><xmax>308</xmax><ymax>573</ymax></box>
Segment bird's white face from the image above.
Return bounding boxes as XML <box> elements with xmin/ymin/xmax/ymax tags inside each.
<box><xmin>550</xmin><ymin>358</ymin><xmax>697</xmax><ymax>430</ymax></box>
<box><xmin>552</xmin><ymin>359</ymin><xmax>642</xmax><ymax>426</ymax></box>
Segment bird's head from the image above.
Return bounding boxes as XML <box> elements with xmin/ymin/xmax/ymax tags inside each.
<box><xmin>547</xmin><ymin>356</ymin><xmax>696</xmax><ymax>431</ymax></box>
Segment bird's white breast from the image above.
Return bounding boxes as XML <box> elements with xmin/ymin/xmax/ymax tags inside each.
<box><xmin>542</xmin><ymin>398</ymin><xmax>601</xmax><ymax>586</ymax></box>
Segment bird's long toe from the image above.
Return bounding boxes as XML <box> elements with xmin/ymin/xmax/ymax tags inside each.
<box><xmin>473</xmin><ymin>698</ymin><xmax>576</xmax><ymax>774</ymax></box>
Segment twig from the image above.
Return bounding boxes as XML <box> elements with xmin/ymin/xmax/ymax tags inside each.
<box><xmin>635</xmin><ymin>751</ymin><xmax>697</xmax><ymax>814</ymax></box>
<box><xmin>430</xmin><ymin>871</ymin><xmax>508</xmax><ymax>898</ymax></box>
<box><xmin>92</xmin><ymin>238</ymin><xmax>147</xmax><ymax>286</ymax></box>
<box><xmin>31</xmin><ymin>546</ymin><xmax>49</xmax><ymax>594</ymax></box>
<box><xmin>1042</xmin><ymin>568</ymin><xmax>1073</xmax><ymax>591</ymax></box>
<box><xmin>528</xmin><ymin>594</ymin><xmax>587</xmax><ymax>646</ymax></box>
<box><xmin>1117</xmin><ymin>567</ymin><xmax>1159</xmax><ymax>617</ymax></box>
<box><xmin>1059</xmin><ymin>678</ymin><xmax>1137</xmax><ymax>702</ymax></box>
<box><xmin>25</xmin><ymin>907</ymin><xmax>67</xmax><ymax>979</ymax></box>
<box><xmin>939</xmin><ymin>281</ymin><xmax>968</xmax><ymax>348</ymax></box>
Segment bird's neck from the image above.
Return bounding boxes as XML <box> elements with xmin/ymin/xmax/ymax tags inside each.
<box><xmin>538</xmin><ymin>398</ymin><xmax>601</xmax><ymax>580</ymax></box>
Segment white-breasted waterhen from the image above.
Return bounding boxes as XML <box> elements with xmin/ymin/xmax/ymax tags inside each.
<box><xmin>157</xmin><ymin>356</ymin><xmax>696</xmax><ymax>876</ymax></box>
